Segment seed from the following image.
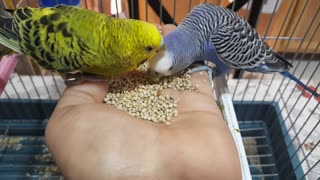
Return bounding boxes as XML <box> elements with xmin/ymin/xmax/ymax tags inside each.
<box><xmin>104</xmin><ymin>62</ymin><xmax>196</xmax><ymax>124</ymax></box>
<box><xmin>157</xmin><ymin>91</ymin><xmax>161</xmax><ymax>96</ymax></box>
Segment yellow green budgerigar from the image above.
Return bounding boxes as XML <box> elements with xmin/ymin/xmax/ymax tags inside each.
<box><xmin>0</xmin><ymin>5</ymin><xmax>164</xmax><ymax>84</ymax></box>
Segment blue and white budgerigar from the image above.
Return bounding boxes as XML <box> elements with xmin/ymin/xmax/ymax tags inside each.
<box><xmin>149</xmin><ymin>3</ymin><xmax>319</xmax><ymax>97</ymax></box>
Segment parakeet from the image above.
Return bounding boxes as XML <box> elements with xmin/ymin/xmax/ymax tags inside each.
<box><xmin>149</xmin><ymin>3</ymin><xmax>319</xmax><ymax>97</ymax></box>
<box><xmin>0</xmin><ymin>5</ymin><xmax>164</xmax><ymax>84</ymax></box>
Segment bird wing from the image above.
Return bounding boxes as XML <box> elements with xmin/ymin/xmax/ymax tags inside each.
<box><xmin>13</xmin><ymin>5</ymin><xmax>98</xmax><ymax>72</ymax></box>
<box><xmin>210</xmin><ymin>11</ymin><xmax>292</xmax><ymax>73</ymax></box>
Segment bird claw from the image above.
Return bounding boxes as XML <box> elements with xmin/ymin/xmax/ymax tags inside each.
<box><xmin>64</xmin><ymin>72</ymin><xmax>108</xmax><ymax>86</ymax></box>
<box><xmin>187</xmin><ymin>65</ymin><xmax>216</xmax><ymax>83</ymax></box>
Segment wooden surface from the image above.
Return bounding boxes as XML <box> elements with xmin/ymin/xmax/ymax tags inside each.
<box><xmin>1</xmin><ymin>0</ymin><xmax>318</xmax><ymax>54</ymax></box>
<box><xmin>138</xmin><ymin>0</ymin><xmax>319</xmax><ymax>54</ymax></box>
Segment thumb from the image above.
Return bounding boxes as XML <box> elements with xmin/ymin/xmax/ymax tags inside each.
<box><xmin>56</xmin><ymin>82</ymin><xmax>109</xmax><ymax>109</ymax></box>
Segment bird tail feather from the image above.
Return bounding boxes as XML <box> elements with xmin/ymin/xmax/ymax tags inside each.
<box><xmin>0</xmin><ymin>12</ymin><xmax>20</xmax><ymax>53</ymax></box>
<box><xmin>280</xmin><ymin>71</ymin><xmax>319</xmax><ymax>97</ymax></box>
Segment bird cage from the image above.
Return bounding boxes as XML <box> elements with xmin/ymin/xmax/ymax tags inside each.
<box><xmin>0</xmin><ymin>0</ymin><xmax>319</xmax><ymax>179</ymax></box>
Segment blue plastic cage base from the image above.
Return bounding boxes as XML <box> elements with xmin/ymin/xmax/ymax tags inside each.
<box><xmin>233</xmin><ymin>101</ymin><xmax>305</xmax><ymax>180</ymax></box>
<box><xmin>0</xmin><ymin>100</ymin><xmax>60</xmax><ymax>178</ymax></box>
<box><xmin>0</xmin><ymin>100</ymin><xmax>305</xmax><ymax>179</ymax></box>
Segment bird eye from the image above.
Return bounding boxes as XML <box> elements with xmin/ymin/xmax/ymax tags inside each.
<box><xmin>145</xmin><ymin>45</ymin><xmax>154</xmax><ymax>52</ymax></box>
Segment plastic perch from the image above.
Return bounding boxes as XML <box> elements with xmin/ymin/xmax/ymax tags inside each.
<box><xmin>0</xmin><ymin>54</ymin><xmax>19</xmax><ymax>96</ymax></box>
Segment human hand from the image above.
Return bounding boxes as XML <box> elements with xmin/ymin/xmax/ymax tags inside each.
<box><xmin>45</xmin><ymin>25</ymin><xmax>241</xmax><ymax>180</ymax></box>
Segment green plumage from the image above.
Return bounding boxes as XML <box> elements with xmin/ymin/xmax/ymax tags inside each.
<box><xmin>0</xmin><ymin>5</ymin><xmax>163</xmax><ymax>77</ymax></box>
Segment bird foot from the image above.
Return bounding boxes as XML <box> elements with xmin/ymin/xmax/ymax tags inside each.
<box><xmin>64</xmin><ymin>72</ymin><xmax>108</xmax><ymax>86</ymax></box>
<box><xmin>187</xmin><ymin>65</ymin><xmax>215</xmax><ymax>83</ymax></box>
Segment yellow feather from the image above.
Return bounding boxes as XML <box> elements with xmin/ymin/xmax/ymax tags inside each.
<box><xmin>10</xmin><ymin>5</ymin><xmax>163</xmax><ymax>77</ymax></box>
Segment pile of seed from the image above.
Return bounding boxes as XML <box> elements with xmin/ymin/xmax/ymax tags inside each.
<box><xmin>104</xmin><ymin>63</ymin><xmax>197</xmax><ymax>124</ymax></box>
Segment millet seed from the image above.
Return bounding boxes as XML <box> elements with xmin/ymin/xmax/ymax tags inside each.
<box><xmin>104</xmin><ymin>62</ymin><xmax>197</xmax><ymax>124</ymax></box>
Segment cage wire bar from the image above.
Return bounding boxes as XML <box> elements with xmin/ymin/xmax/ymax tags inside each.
<box><xmin>0</xmin><ymin>0</ymin><xmax>319</xmax><ymax>179</ymax></box>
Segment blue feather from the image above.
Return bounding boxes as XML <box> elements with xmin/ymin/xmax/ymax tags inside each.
<box><xmin>280</xmin><ymin>71</ymin><xmax>319</xmax><ymax>97</ymax></box>
<box><xmin>204</xmin><ymin>44</ymin><xmax>231</xmax><ymax>77</ymax></box>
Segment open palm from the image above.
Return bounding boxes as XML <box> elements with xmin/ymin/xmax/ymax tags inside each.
<box><xmin>45</xmin><ymin>25</ymin><xmax>241</xmax><ymax>180</ymax></box>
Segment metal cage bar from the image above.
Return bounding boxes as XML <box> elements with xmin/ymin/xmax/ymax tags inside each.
<box><xmin>0</xmin><ymin>0</ymin><xmax>319</xmax><ymax>179</ymax></box>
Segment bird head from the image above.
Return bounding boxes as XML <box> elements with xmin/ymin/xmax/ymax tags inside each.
<box><xmin>148</xmin><ymin>41</ymin><xmax>175</xmax><ymax>78</ymax></box>
<box><xmin>133</xmin><ymin>22</ymin><xmax>166</xmax><ymax>65</ymax></box>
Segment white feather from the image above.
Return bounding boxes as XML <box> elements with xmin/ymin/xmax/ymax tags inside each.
<box><xmin>149</xmin><ymin>50</ymin><xmax>174</xmax><ymax>76</ymax></box>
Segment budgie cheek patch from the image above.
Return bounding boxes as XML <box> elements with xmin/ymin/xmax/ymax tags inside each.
<box><xmin>104</xmin><ymin>62</ymin><xmax>197</xmax><ymax>124</ymax></box>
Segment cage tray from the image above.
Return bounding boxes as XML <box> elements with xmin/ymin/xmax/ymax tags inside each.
<box><xmin>234</xmin><ymin>101</ymin><xmax>305</xmax><ymax>180</ymax></box>
<box><xmin>0</xmin><ymin>100</ymin><xmax>304</xmax><ymax>179</ymax></box>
